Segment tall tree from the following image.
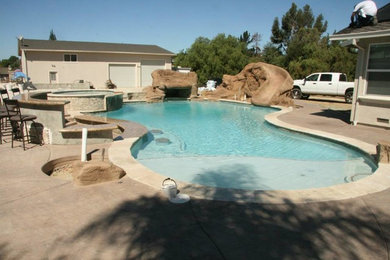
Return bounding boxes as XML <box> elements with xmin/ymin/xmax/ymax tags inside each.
<box><xmin>175</xmin><ymin>34</ymin><xmax>249</xmax><ymax>84</ymax></box>
<box><xmin>270</xmin><ymin>3</ymin><xmax>327</xmax><ymax>54</ymax></box>
<box><xmin>250</xmin><ymin>33</ymin><xmax>261</xmax><ymax>56</ymax></box>
<box><xmin>262</xmin><ymin>2</ymin><xmax>355</xmax><ymax>79</ymax></box>
<box><xmin>239</xmin><ymin>31</ymin><xmax>252</xmax><ymax>46</ymax></box>
<box><xmin>49</xmin><ymin>29</ymin><xmax>57</xmax><ymax>40</ymax></box>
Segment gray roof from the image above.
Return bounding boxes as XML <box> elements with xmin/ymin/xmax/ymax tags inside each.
<box><xmin>331</xmin><ymin>3</ymin><xmax>390</xmax><ymax>40</ymax></box>
<box><xmin>19</xmin><ymin>38</ymin><xmax>175</xmax><ymax>56</ymax></box>
<box><xmin>334</xmin><ymin>21</ymin><xmax>390</xmax><ymax>36</ymax></box>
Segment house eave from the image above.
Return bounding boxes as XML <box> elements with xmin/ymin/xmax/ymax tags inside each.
<box><xmin>20</xmin><ymin>48</ymin><xmax>176</xmax><ymax>57</ymax></box>
<box><xmin>329</xmin><ymin>29</ymin><xmax>390</xmax><ymax>41</ymax></box>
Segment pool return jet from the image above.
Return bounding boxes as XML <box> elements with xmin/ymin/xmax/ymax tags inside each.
<box><xmin>162</xmin><ymin>178</ymin><xmax>190</xmax><ymax>203</ymax></box>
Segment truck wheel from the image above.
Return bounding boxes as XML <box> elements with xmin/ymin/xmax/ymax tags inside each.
<box><xmin>345</xmin><ymin>90</ymin><xmax>353</xmax><ymax>103</ymax></box>
<box><xmin>291</xmin><ymin>88</ymin><xmax>302</xmax><ymax>99</ymax></box>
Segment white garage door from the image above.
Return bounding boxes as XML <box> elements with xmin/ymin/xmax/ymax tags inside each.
<box><xmin>109</xmin><ymin>64</ymin><xmax>136</xmax><ymax>88</ymax></box>
<box><xmin>141</xmin><ymin>60</ymin><xmax>166</xmax><ymax>87</ymax></box>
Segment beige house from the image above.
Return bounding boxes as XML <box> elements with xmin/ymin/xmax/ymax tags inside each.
<box><xmin>18</xmin><ymin>38</ymin><xmax>175</xmax><ymax>91</ymax></box>
<box><xmin>330</xmin><ymin>4</ymin><xmax>390</xmax><ymax>128</ymax></box>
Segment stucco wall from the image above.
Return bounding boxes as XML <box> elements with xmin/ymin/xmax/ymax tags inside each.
<box><xmin>351</xmin><ymin>36</ymin><xmax>390</xmax><ymax>128</ymax></box>
<box><xmin>19</xmin><ymin>102</ymin><xmax>66</xmax><ymax>145</ymax></box>
<box><xmin>24</xmin><ymin>51</ymin><xmax>172</xmax><ymax>90</ymax></box>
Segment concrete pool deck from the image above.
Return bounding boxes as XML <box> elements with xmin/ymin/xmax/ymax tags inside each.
<box><xmin>1</xmin><ymin>98</ymin><xmax>390</xmax><ymax>259</ymax></box>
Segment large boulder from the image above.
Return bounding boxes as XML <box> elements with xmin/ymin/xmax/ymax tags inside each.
<box><xmin>72</xmin><ymin>161</ymin><xmax>126</xmax><ymax>186</ymax></box>
<box><xmin>377</xmin><ymin>141</ymin><xmax>390</xmax><ymax>164</ymax></box>
<box><xmin>144</xmin><ymin>86</ymin><xmax>166</xmax><ymax>103</ymax></box>
<box><xmin>206</xmin><ymin>62</ymin><xmax>294</xmax><ymax>107</ymax></box>
<box><xmin>151</xmin><ymin>70</ymin><xmax>198</xmax><ymax>98</ymax></box>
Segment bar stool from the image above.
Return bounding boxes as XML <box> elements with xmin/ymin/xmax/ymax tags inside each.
<box><xmin>0</xmin><ymin>109</ymin><xmax>8</xmax><ymax>144</ymax></box>
<box><xmin>11</xmin><ymin>87</ymin><xmax>21</xmax><ymax>97</ymax></box>
<box><xmin>4</xmin><ymin>99</ymin><xmax>42</xmax><ymax>150</ymax></box>
<box><xmin>1</xmin><ymin>89</ymin><xmax>12</xmax><ymax>143</ymax></box>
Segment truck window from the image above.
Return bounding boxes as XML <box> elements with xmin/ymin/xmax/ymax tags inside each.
<box><xmin>306</xmin><ymin>74</ymin><xmax>319</xmax><ymax>81</ymax></box>
<box><xmin>320</xmin><ymin>74</ymin><xmax>332</xmax><ymax>81</ymax></box>
<box><xmin>339</xmin><ymin>74</ymin><xmax>347</xmax><ymax>82</ymax></box>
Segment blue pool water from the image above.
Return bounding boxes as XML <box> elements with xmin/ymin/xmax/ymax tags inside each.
<box><xmin>97</xmin><ymin>101</ymin><xmax>377</xmax><ymax>190</ymax></box>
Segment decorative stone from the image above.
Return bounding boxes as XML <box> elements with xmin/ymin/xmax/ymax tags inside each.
<box><xmin>376</xmin><ymin>141</ymin><xmax>390</xmax><ymax>164</ymax></box>
<box><xmin>72</xmin><ymin>161</ymin><xmax>126</xmax><ymax>186</ymax></box>
<box><xmin>204</xmin><ymin>62</ymin><xmax>294</xmax><ymax>107</ymax></box>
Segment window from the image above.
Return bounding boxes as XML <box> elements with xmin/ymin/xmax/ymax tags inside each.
<box><xmin>320</xmin><ymin>74</ymin><xmax>332</xmax><ymax>81</ymax></box>
<box><xmin>306</xmin><ymin>74</ymin><xmax>319</xmax><ymax>81</ymax></box>
<box><xmin>339</xmin><ymin>74</ymin><xmax>347</xmax><ymax>82</ymax></box>
<box><xmin>64</xmin><ymin>54</ymin><xmax>77</xmax><ymax>62</ymax></box>
<box><xmin>366</xmin><ymin>43</ymin><xmax>390</xmax><ymax>95</ymax></box>
<box><xmin>49</xmin><ymin>72</ymin><xmax>57</xmax><ymax>83</ymax></box>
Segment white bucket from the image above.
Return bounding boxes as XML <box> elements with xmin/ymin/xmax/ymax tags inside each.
<box><xmin>162</xmin><ymin>178</ymin><xmax>177</xmax><ymax>199</ymax></box>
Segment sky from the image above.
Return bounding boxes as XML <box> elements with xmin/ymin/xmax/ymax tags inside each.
<box><xmin>0</xmin><ymin>0</ymin><xmax>389</xmax><ymax>60</ymax></box>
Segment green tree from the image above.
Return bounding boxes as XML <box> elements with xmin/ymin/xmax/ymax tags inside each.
<box><xmin>1</xmin><ymin>56</ymin><xmax>20</xmax><ymax>70</ymax></box>
<box><xmin>174</xmin><ymin>34</ymin><xmax>249</xmax><ymax>84</ymax></box>
<box><xmin>264</xmin><ymin>2</ymin><xmax>356</xmax><ymax>79</ymax></box>
<box><xmin>262</xmin><ymin>43</ymin><xmax>285</xmax><ymax>67</ymax></box>
<box><xmin>239</xmin><ymin>31</ymin><xmax>262</xmax><ymax>59</ymax></box>
<box><xmin>270</xmin><ymin>3</ymin><xmax>327</xmax><ymax>55</ymax></box>
<box><xmin>327</xmin><ymin>41</ymin><xmax>357</xmax><ymax>80</ymax></box>
<box><xmin>239</xmin><ymin>31</ymin><xmax>252</xmax><ymax>46</ymax></box>
<box><xmin>49</xmin><ymin>29</ymin><xmax>57</xmax><ymax>40</ymax></box>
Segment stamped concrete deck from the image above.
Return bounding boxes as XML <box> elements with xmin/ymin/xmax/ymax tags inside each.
<box><xmin>1</xmin><ymin>98</ymin><xmax>389</xmax><ymax>259</ymax></box>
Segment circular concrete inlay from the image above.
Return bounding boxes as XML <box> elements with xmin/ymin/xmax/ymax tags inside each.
<box><xmin>42</xmin><ymin>156</ymin><xmax>79</xmax><ymax>180</ymax></box>
<box><xmin>41</xmin><ymin>156</ymin><xmax>126</xmax><ymax>185</ymax></box>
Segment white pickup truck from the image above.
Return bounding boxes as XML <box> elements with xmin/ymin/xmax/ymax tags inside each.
<box><xmin>291</xmin><ymin>72</ymin><xmax>355</xmax><ymax>103</ymax></box>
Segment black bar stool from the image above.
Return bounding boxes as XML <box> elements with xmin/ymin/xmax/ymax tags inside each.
<box><xmin>4</xmin><ymin>99</ymin><xmax>42</xmax><ymax>150</ymax></box>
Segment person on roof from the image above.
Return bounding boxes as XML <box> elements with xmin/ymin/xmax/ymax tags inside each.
<box><xmin>350</xmin><ymin>0</ymin><xmax>378</xmax><ymax>28</ymax></box>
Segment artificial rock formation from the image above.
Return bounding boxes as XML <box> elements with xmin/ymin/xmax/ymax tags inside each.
<box><xmin>152</xmin><ymin>69</ymin><xmax>198</xmax><ymax>90</ymax></box>
<box><xmin>144</xmin><ymin>86</ymin><xmax>166</xmax><ymax>102</ymax></box>
<box><xmin>72</xmin><ymin>161</ymin><xmax>126</xmax><ymax>186</ymax></box>
<box><xmin>148</xmin><ymin>69</ymin><xmax>198</xmax><ymax>101</ymax></box>
<box><xmin>206</xmin><ymin>62</ymin><xmax>294</xmax><ymax>107</ymax></box>
<box><xmin>377</xmin><ymin>141</ymin><xmax>390</xmax><ymax>164</ymax></box>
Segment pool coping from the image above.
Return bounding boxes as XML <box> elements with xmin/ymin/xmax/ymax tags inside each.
<box><xmin>108</xmin><ymin>103</ymin><xmax>390</xmax><ymax>204</ymax></box>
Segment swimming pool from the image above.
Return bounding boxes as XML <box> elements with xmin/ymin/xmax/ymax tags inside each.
<box><xmin>98</xmin><ymin>101</ymin><xmax>377</xmax><ymax>190</ymax></box>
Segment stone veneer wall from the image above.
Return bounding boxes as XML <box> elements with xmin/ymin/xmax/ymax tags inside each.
<box><xmin>31</xmin><ymin>82</ymin><xmax>92</xmax><ymax>90</ymax></box>
<box><xmin>49</xmin><ymin>95</ymin><xmax>106</xmax><ymax>113</ymax></box>
<box><xmin>47</xmin><ymin>92</ymin><xmax>123</xmax><ymax>113</ymax></box>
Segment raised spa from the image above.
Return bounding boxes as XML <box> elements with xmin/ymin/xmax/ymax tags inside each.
<box><xmin>47</xmin><ymin>89</ymin><xmax>123</xmax><ymax>113</ymax></box>
<box><xmin>97</xmin><ymin>101</ymin><xmax>377</xmax><ymax>190</ymax></box>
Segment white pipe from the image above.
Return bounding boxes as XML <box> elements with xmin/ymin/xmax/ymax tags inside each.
<box><xmin>81</xmin><ymin>128</ymin><xmax>88</xmax><ymax>162</ymax></box>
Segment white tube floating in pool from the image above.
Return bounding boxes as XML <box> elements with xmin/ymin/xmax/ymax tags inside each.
<box><xmin>81</xmin><ymin>128</ymin><xmax>88</xmax><ymax>162</ymax></box>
